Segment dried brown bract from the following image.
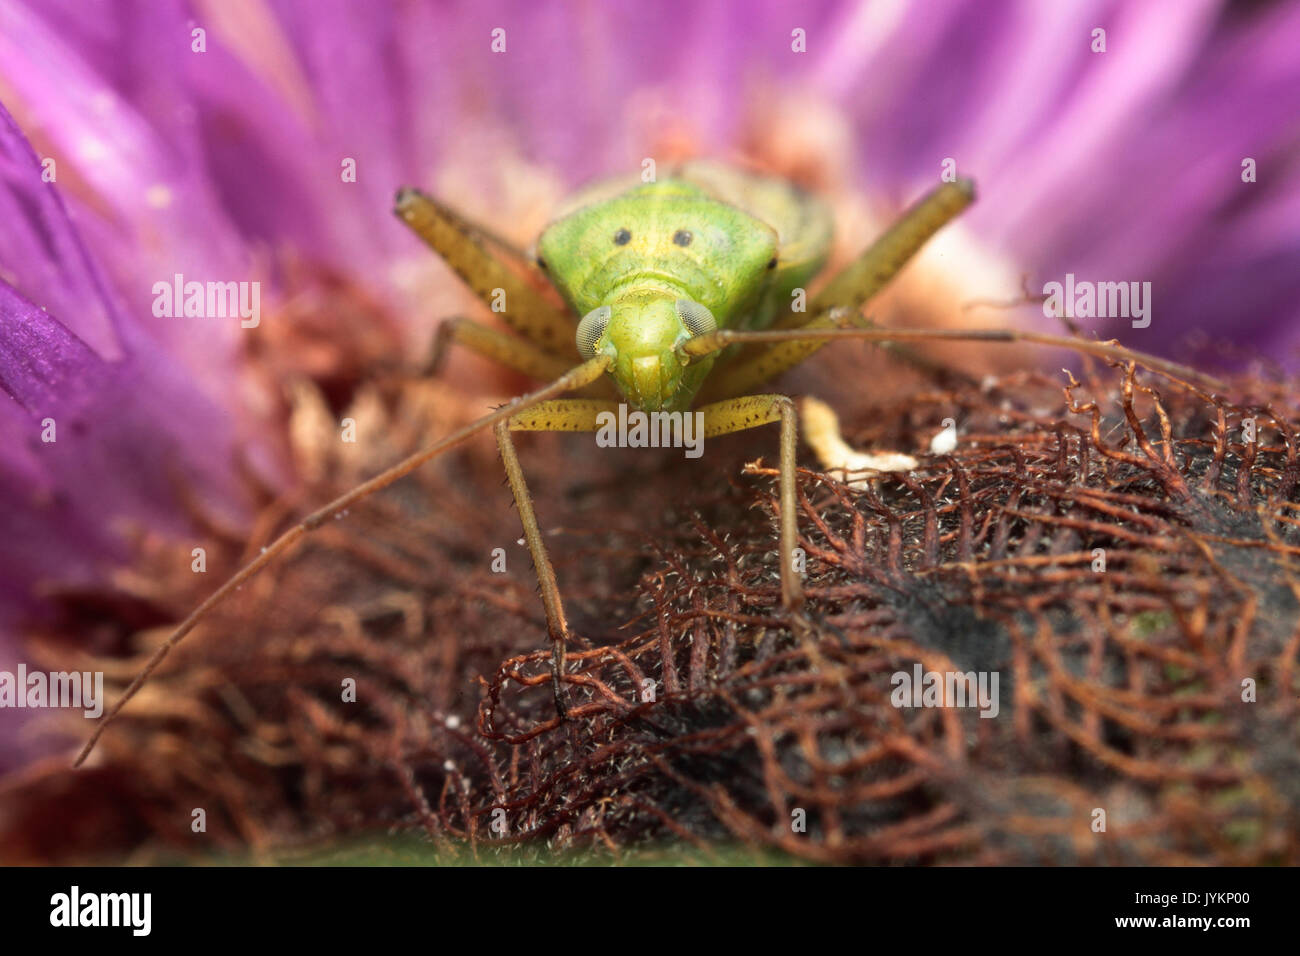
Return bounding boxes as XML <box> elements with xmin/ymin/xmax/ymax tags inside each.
<box><xmin>5</xmin><ymin>352</ymin><xmax>1298</xmax><ymax>865</ymax></box>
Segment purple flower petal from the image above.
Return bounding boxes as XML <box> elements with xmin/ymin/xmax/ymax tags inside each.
<box><xmin>0</xmin><ymin>101</ymin><xmax>268</xmax><ymax>674</ymax></box>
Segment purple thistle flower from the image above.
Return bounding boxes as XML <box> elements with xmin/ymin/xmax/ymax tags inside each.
<box><xmin>0</xmin><ymin>0</ymin><xmax>1297</xmax><ymax>778</ymax></box>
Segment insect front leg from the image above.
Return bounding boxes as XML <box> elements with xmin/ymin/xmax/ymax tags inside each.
<box><xmin>696</xmin><ymin>395</ymin><xmax>803</xmax><ymax>613</ymax></box>
<box><xmin>496</xmin><ymin>399</ymin><xmax>622</xmax><ymax>721</ymax></box>
<box><xmin>695</xmin><ymin>394</ymin><xmax>850</xmax><ymax>679</ymax></box>
<box><xmin>73</xmin><ymin>357</ymin><xmax>613</xmax><ymax>767</ymax></box>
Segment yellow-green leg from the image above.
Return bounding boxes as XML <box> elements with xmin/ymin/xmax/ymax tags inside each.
<box><xmin>700</xmin><ymin>179</ymin><xmax>974</xmax><ymax>400</ymax></box>
<box><xmin>428</xmin><ymin>316</ymin><xmax>576</xmax><ymax>381</ymax></box>
<box><xmin>395</xmin><ymin>188</ymin><xmax>578</xmax><ymax>358</ymax></box>
<box><xmin>427</xmin><ymin>318</ymin><xmax>619</xmax><ymax>402</ymax></box>
<box><xmin>496</xmin><ymin>399</ymin><xmax>621</xmax><ymax>718</ymax></box>
<box><xmin>697</xmin><ymin>395</ymin><xmax>803</xmax><ymax>612</ymax></box>
<box><xmin>499</xmin><ymin>394</ymin><xmax>808</xmax><ymax>719</ymax></box>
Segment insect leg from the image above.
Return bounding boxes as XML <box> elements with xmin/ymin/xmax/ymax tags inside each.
<box><xmin>498</xmin><ymin>399</ymin><xmax>621</xmax><ymax>719</ymax></box>
<box><xmin>427</xmin><ymin>318</ymin><xmax>618</xmax><ymax>400</ymax></box>
<box><xmin>700</xmin><ymin>180</ymin><xmax>974</xmax><ymax>400</ymax></box>
<box><xmin>428</xmin><ymin>316</ymin><xmax>577</xmax><ymax>381</ymax></box>
<box><xmin>696</xmin><ymin>395</ymin><xmax>802</xmax><ymax>612</ymax></box>
<box><xmin>395</xmin><ymin>188</ymin><xmax>577</xmax><ymax>358</ymax></box>
<box><xmin>73</xmin><ymin>357</ymin><xmax>612</xmax><ymax>767</ymax></box>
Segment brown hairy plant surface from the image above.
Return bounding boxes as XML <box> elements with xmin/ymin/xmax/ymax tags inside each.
<box><xmin>3</xmin><ymin>341</ymin><xmax>1298</xmax><ymax>865</ymax></box>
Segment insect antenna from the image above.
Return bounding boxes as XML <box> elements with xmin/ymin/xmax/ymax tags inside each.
<box><xmin>682</xmin><ymin>325</ymin><xmax>1229</xmax><ymax>394</ymax></box>
<box><xmin>72</xmin><ymin>355</ymin><xmax>611</xmax><ymax>768</ymax></box>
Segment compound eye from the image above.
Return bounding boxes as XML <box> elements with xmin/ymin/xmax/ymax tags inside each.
<box><xmin>576</xmin><ymin>305</ymin><xmax>612</xmax><ymax>358</ymax></box>
<box><xmin>676</xmin><ymin>299</ymin><xmax>717</xmax><ymax>337</ymax></box>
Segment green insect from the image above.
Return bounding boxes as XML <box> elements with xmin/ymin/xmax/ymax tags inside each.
<box><xmin>76</xmin><ymin>161</ymin><xmax>1222</xmax><ymax>764</ymax></box>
